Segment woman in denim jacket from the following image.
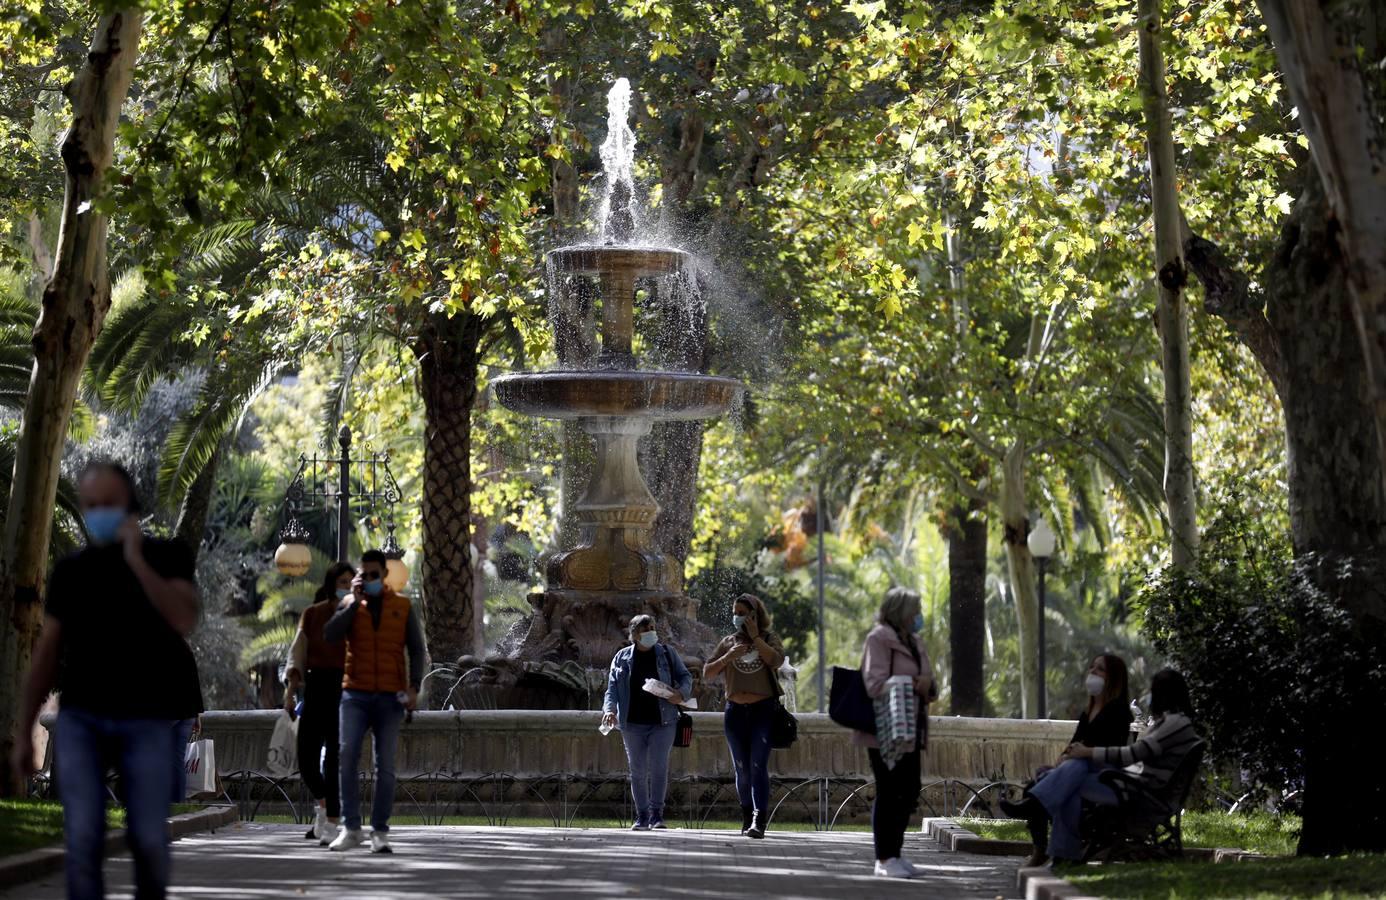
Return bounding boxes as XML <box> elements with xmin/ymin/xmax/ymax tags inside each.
<box><xmin>601</xmin><ymin>614</ymin><xmax>693</xmax><ymax>830</ymax></box>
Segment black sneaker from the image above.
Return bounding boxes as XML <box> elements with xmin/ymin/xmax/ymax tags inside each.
<box><xmin>649</xmin><ymin>815</ymin><xmax>667</xmax><ymax>830</ymax></box>
<box><xmin>303</xmin><ymin>827</ymin><xmax>318</xmax><ymax>840</ymax></box>
<box><xmin>999</xmin><ymin>796</ymin><xmax>1041</xmax><ymax>820</ymax></box>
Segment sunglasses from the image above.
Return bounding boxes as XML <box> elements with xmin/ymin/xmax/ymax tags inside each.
<box><xmin>361</xmin><ymin>572</ymin><xmax>383</xmax><ymax>582</ymax></box>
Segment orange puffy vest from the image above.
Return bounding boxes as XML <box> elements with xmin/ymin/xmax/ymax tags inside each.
<box><xmin>342</xmin><ymin>590</ymin><xmax>411</xmax><ymax>693</ymax></box>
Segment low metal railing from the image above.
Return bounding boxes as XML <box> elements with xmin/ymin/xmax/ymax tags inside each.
<box><xmin>208</xmin><ymin>768</ymin><xmax>1025</xmax><ymax>830</ymax></box>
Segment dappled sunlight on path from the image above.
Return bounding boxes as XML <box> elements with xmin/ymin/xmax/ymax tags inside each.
<box><xmin>2</xmin><ymin>824</ymin><xmax>1023</xmax><ymax>899</ymax></box>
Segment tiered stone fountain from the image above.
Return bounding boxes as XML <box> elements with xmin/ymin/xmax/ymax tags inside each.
<box><xmin>452</xmin><ymin>80</ymin><xmax>743</xmax><ymax>708</ymax></box>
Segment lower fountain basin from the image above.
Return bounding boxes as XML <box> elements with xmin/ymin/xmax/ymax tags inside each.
<box><xmin>493</xmin><ymin>370</ymin><xmax>743</xmax><ymax>421</ymax></box>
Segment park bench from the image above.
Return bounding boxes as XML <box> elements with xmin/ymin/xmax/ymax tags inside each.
<box><xmin>1080</xmin><ymin>739</ymin><xmax>1205</xmax><ymax>862</ymax></box>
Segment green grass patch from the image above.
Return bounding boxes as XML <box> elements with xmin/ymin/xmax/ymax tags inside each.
<box><xmin>0</xmin><ymin>799</ymin><xmax>123</xmax><ymax>858</ymax></box>
<box><xmin>1064</xmin><ymin>855</ymin><xmax>1386</xmax><ymax>900</ymax></box>
<box><xmin>959</xmin><ymin>811</ymin><xmax>1302</xmax><ymax>857</ymax></box>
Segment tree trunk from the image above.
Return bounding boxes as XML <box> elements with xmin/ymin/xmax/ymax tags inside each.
<box><xmin>999</xmin><ymin>442</ymin><xmax>1040</xmax><ymax>718</ymax></box>
<box><xmin>1193</xmin><ymin>173</ymin><xmax>1386</xmax><ymax>854</ymax></box>
<box><xmin>1256</xmin><ymin>1</ymin><xmax>1386</xmax><ymax>497</ymax></box>
<box><xmin>944</xmin><ymin>501</ymin><xmax>987</xmax><ymax>716</ymax></box>
<box><xmin>1268</xmin><ymin>176</ymin><xmax>1386</xmax><ymax>856</ymax></box>
<box><xmin>416</xmin><ymin>313</ymin><xmax>485</xmax><ymax>686</ymax></box>
<box><xmin>0</xmin><ymin>10</ymin><xmax>142</xmax><ymax>796</ymax></box>
<box><xmin>1138</xmin><ymin>0</ymin><xmax>1199</xmax><ymax>569</ymax></box>
<box><xmin>173</xmin><ymin>442</ymin><xmax>223</xmax><ymax>560</ymax></box>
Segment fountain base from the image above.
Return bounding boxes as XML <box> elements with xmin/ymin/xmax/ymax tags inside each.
<box><xmin>447</xmin><ymin>588</ymin><xmax>723</xmax><ymax>711</ymax></box>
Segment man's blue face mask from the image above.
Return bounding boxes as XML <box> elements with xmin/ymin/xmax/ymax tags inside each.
<box><xmin>84</xmin><ymin>507</ymin><xmax>126</xmax><ymax>545</ymax></box>
<box><xmin>363</xmin><ymin>580</ymin><xmax>384</xmax><ymax>597</ymax></box>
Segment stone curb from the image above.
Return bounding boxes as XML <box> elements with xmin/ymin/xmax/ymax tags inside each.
<box><xmin>0</xmin><ymin>804</ymin><xmax>239</xmax><ymax>890</ymax></box>
<box><xmin>1017</xmin><ymin>865</ymin><xmax>1101</xmax><ymax>900</ymax></box>
<box><xmin>923</xmin><ymin>819</ymin><xmax>1095</xmax><ymax>900</ymax></box>
<box><xmin>921</xmin><ymin>817</ymin><xmax>1032</xmax><ymax>856</ymax></box>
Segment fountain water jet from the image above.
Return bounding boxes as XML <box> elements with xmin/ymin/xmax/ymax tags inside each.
<box><xmin>456</xmin><ymin>79</ymin><xmax>744</xmax><ymax>707</ymax></box>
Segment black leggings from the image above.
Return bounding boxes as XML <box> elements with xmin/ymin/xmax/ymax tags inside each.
<box><xmin>297</xmin><ymin>670</ymin><xmax>343</xmax><ymax>818</ymax></box>
<box><xmin>868</xmin><ymin>749</ymin><xmax>921</xmax><ymax>861</ymax></box>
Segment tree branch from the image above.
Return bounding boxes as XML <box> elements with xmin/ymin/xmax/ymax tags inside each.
<box><xmin>1184</xmin><ymin>232</ymin><xmax>1286</xmax><ymax>397</ymax></box>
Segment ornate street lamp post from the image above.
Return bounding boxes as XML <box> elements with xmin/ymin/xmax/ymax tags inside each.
<box><xmin>274</xmin><ymin>424</ymin><xmax>409</xmax><ymax>588</ymax></box>
<box><xmin>1027</xmin><ymin>517</ymin><xmax>1057</xmax><ymax>719</ymax></box>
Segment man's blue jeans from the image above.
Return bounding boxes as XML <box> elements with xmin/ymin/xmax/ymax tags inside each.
<box><xmin>56</xmin><ymin>707</ymin><xmax>177</xmax><ymax>900</ymax></box>
<box><xmin>620</xmin><ymin>722</ymin><xmax>677</xmax><ymax>820</ymax></box>
<box><xmin>338</xmin><ymin>690</ymin><xmax>405</xmax><ymax>832</ymax></box>
<box><xmin>723</xmin><ymin>698</ymin><xmax>774</xmax><ymax>811</ymax></box>
<box><xmin>1028</xmin><ymin>757</ymin><xmax>1119</xmax><ymax>860</ymax></box>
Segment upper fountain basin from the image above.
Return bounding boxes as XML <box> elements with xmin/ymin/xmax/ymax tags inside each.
<box><xmin>493</xmin><ymin>370</ymin><xmax>743</xmax><ymax>421</ymax></box>
<box><xmin>549</xmin><ymin>244</ymin><xmax>689</xmax><ymax>279</ymax></box>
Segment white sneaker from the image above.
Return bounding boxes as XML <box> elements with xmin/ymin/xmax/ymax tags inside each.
<box><xmin>312</xmin><ymin>807</ymin><xmax>328</xmax><ymax>840</ymax></box>
<box><xmin>899</xmin><ymin>857</ymin><xmax>922</xmax><ymax>876</ymax></box>
<box><xmin>370</xmin><ymin>831</ymin><xmax>393</xmax><ymax>854</ymax></box>
<box><xmin>873</xmin><ymin>858</ymin><xmax>914</xmax><ymax>878</ymax></box>
<box><xmin>318</xmin><ymin>820</ymin><xmax>339</xmax><ymax>846</ymax></box>
<box><xmin>329</xmin><ymin>828</ymin><xmax>366</xmax><ymax>852</ymax></box>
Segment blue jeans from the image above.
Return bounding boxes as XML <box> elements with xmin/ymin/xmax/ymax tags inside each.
<box><xmin>170</xmin><ymin>718</ymin><xmax>196</xmax><ymax>803</ymax></box>
<box><xmin>338</xmin><ymin>690</ymin><xmax>405</xmax><ymax>832</ymax></box>
<box><xmin>724</xmin><ymin>698</ymin><xmax>774</xmax><ymax>812</ymax></box>
<box><xmin>621</xmin><ymin>722</ymin><xmax>677</xmax><ymax>820</ymax></box>
<box><xmin>1028</xmin><ymin>757</ymin><xmax>1119</xmax><ymax>860</ymax></box>
<box><xmin>56</xmin><ymin>708</ymin><xmax>177</xmax><ymax>900</ymax></box>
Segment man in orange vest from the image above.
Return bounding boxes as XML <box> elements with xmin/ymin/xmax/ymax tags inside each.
<box><xmin>323</xmin><ymin>549</ymin><xmax>426</xmax><ymax>853</ymax></box>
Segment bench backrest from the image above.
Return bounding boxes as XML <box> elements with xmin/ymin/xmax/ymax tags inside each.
<box><xmin>1159</xmin><ymin>739</ymin><xmax>1205</xmax><ymax>811</ymax></box>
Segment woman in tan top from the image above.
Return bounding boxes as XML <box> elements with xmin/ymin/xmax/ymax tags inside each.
<box><xmin>703</xmin><ymin>593</ymin><xmax>785</xmax><ymax>839</ymax></box>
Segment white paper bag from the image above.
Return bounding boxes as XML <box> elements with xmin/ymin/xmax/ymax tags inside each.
<box><xmin>265</xmin><ymin>710</ymin><xmax>298</xmax><ymax>778</ymax></box>
<box><xmin>184</xmin><ymin>739</ymin><xmax>217</xmax><ymax>796</ymax></box>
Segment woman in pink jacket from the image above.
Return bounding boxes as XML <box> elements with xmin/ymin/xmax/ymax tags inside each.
<box><xmin>853</xmin><ymin>587</ymin><xmax>938</xmax><ymax>879</ymax></box>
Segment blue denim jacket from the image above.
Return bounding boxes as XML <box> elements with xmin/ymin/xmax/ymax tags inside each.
<box><xmin>602</xmin><ymin>643</ymin><xmax>693</xmax><ymax>729</ymax></box>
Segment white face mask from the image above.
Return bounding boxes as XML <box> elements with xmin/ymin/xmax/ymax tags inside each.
<box><xmin>637</xmin><ymin>631</ymin><xmax>657</xmax><ymax>648</ymax></box>
<box><xmin>1085</xmin><ymin>674</ymin><xmax>1106</xmax><ymax>697</ymax></box>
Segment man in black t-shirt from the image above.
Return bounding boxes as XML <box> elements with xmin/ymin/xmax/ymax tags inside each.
<box><xmin>9</xmin><ymin>461</ymin><xmax>199</xmax><ymax>900</ymax></box>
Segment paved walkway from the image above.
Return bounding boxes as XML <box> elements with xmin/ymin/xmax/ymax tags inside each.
<box><xmin>2</xmin><ymin>824</ymin><xmax>1023</xmax><ymax>899</ymax></box>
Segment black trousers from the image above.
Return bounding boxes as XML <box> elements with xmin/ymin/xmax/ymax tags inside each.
<box><xmin>868</xmin><ymin>748</ymin><xmax>922</xmax><ymax>861</ymax></box>
<box><xmin>297</xmin><ymin>669</ymin><xmax>343</xmax><ymax>818</ymax></box>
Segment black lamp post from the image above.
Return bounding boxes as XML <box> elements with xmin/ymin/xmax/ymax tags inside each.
<box><xmin>275</xmin><ymin>424</ymin><xmax>408</xmax><ymax>589</ymax></box>
<box><xmin>1027</xmin><ymin>517</ymin><xmax>1057</xmax><ymax>720</ymax></box>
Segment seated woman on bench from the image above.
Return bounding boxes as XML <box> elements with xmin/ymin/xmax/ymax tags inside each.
<box><xmin>1002</xmin><ymin>654</ymin><xmax>1132</xmax><ymax>865</ymax></box>
<box><xmin>1003</xmin><ymin>668</ymin><xmax>1199</xmax><ymax>866</ymax></box>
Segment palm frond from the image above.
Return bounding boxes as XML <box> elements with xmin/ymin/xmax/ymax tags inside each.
<box><xmin>157</xmin><ymin>360</ymin><xmax>286</xmax><ymax>510</ymax></box>
<box><xmin>240</xmin><ymin>622</ymin><xmax>299</xmax><ymax>670</ymax></box>
<box><xmin>85</xmin><ymin>301</ymin><xmax>201</xmax><ymax>414</ymax></box>
<box><xmin>179</xmin><ymin>219</ymin><xmax>261</xmax><ymax>281</ymax></box>
<box><xmin>318</xmin><ymin>348</ymin><xmax>361</xmax><ymax>449</ymax></box>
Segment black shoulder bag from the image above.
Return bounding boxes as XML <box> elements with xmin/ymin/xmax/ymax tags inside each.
<box><xmin>659</xmin><ymin>644</ymin><xmax>694</xmax><ymax>748</ymax></box>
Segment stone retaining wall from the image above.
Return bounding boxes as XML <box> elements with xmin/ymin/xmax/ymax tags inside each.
<box><xmin>198</xmin><ymin>710</ymin><xmax>1072</xmax><ymax>784</ymax></box>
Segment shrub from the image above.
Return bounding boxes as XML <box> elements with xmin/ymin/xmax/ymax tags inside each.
<box><xmin>1138</xmin><ymin>501</ymin><xmax>1386</xmax><ymax>801</ymax></box>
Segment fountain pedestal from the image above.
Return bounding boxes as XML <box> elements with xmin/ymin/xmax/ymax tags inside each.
<box><xmin>549</xmin><ymin>416</ymin><xmax>668</xmax><ymax>594</ymax></box>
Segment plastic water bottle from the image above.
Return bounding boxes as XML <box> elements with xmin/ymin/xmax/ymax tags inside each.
<box><xmin>598</xmin><ymin>717</ymin><xmax>614</xmax><ymax>736</ymax></box>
